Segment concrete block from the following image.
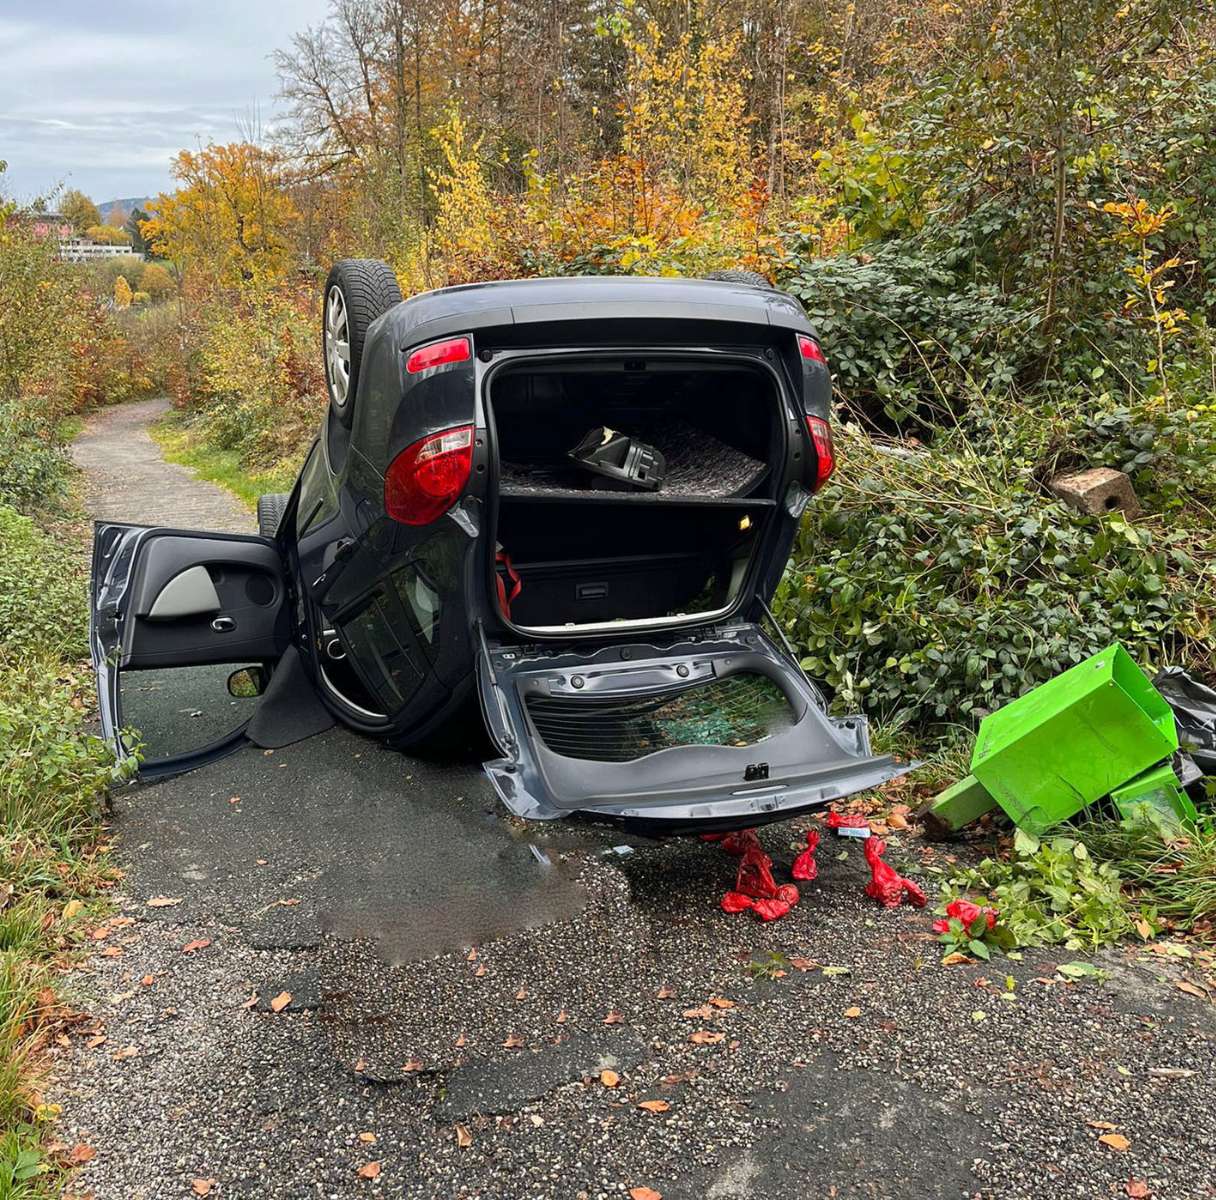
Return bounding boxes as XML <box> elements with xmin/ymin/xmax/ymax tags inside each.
<box><xmin>1047</xmin><ymin>467</ymin><xmax>1141</xmax><ymax>518</ymax></box>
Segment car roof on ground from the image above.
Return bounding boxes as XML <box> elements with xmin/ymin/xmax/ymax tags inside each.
<box><xmin>381</xmin><ymin>274</ymin><xmax>815</xmax><ymax>345</ymax></box>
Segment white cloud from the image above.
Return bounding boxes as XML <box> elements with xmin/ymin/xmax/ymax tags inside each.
<box><xmin>0</xmin><ymin>1</ymin><xmax>332</xmax><ymax>203</ymax></box>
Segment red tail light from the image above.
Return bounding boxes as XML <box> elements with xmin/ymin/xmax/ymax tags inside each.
<box><xmin>798</xmin><ymin>334</ymin><xmax>827</xmax><ymax>365</ymax></box>
<box><xmin>807</xmin><ymin>416</ymin><xmax>836</xmax><ymax>490</ymax></box>
<box><xmin>406</xmin><ymin>336</ymin><xmax>471</xmax><ymax>374</ymax></box>
<box><xmin>384</xmin><ymin>425</ymin><xmax>474</xmax><ymax>525</ymax></box>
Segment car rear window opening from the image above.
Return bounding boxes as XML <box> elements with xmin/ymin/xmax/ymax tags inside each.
<box><xmin>487</xmin><ymin>355</ymin><xmax>785</xmax><ymax>633</ymax></box>
<box><xmin>524</xmin><ymin>670</ymin><xmax>796</xmax><ymax>762</ymax></box>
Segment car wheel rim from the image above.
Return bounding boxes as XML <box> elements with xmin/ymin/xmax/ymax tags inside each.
<box><xmin>325</xmin><ymin>286</ymin><xmax>351</xmax><ymax>408</ymax></box>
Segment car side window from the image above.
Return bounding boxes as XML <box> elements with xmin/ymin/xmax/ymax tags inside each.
<box><xmin>295</xmin><ymin>441</ymin><xmax>340</xmax><ymax>537</ymax></box>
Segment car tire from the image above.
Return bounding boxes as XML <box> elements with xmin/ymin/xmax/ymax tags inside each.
<box><xmin>323</xmin><ymin>259</ymin><xmax>403</xmax><ymax>429</ymax></box>
<box><xmin>257</xmin><ymin>492</ymin><xmax>290</xmax><ymax>538</ymax></box>
<box><xmin>703</xmin><ymin>268</ymin><xmax>776</xmax><ymax>289</ymax></box>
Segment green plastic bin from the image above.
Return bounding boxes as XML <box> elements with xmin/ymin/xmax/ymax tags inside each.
<box><xmin>1111</xmin><ymin>761</ymin><xmax>1198</xmax><ymax>829</ymax></box>
<box><xmin>971</xmin><ymin>644</ymin><xmax>1178</xmax><ymax>835</ymax></box>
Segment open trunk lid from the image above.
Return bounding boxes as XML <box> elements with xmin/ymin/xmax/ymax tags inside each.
<box><xmin>477</xmin><ymin>622</ymin><xmax>913</xmax><ymax>833</ymax></box>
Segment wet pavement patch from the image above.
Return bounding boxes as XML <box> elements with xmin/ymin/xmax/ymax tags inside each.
<box><xmin>435</xmin><ymin>1030</ymin><xmax>649</xmax><ymax>1120</ymax></box>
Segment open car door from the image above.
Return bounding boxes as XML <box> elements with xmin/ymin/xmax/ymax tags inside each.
<box><xmin>90</xmin><ymin>523</ymin><xmax>291</xmax><ymax>778</ymax></box>
<box><xmin>477</xmin><ymin>622</ymin><xmax>914</xmax><ymax>834</ymax></box>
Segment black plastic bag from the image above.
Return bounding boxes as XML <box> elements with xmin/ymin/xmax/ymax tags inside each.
<box><xmin>1154</xmin><ymin>668</ymin><xmax>1216</xmax><ymax>775</ymax></box>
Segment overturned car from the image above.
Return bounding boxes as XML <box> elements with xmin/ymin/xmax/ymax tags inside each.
<box><xmin>90</xmin><ymin>264</ymin><xmax>910</xmax><ymax>832</ymax></box>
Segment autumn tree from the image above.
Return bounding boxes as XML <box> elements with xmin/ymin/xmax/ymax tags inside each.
<box><xmin>61</xmin><ymin>188</ymin><xmax>101</xmax><ymax>234</ymax></box>
<box><xmin>85</xmin><ymin>225</ymin><xmax>132</xmax><ymax>246</ymax></box>
<box><xmin>125</xmin><ymin>207</ymin><xmax>151</xmax><ymax>256</ymax></box>
<box><xmin>142</xmin><ymin>143</ymin><xmax>299</xmax><ymax>288</ymax></box>
<box><xmin>113</xmin><ymin>275</ymin><xmax>133</xmax><ymax>308</ymax></box>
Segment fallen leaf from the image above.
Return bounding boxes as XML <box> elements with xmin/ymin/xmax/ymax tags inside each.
<box><xmin>228</xmin><ymin>795</ymin><xmax>241</xmax><ymax>804</ymax></box>
<box><xmin>1087</xmin><ymin>1120</ymin><xmax>1117</xmax><ymax>1130</ymax></box>
<box><xmin>358</xmin><ymin>1132</ymin><xmax>377</xmax><ymax>1144</ymax></box>
<box><xmin>629</xmin><ymin>1188</ymin><xmax>662</xmax><ymax>1200</ymax></box>
<box><xmin>1174</xmin><ymin>980</ymin><xmax>1208</xmax><ymax>1000</ymax></box>
<box><xmin>85</xmin><ymin>1035</ymin><xmax>106</xmax><ymax>1049</ymax></box>
<box><xmin>63</xmin><ymin>900</ymin><xmax>83</xmax><ymax>920</ymax></box>
<box><xmin>1125</xmin><ymin>1179</ymin><xmax>1151</xmax><ymax>1198</ymax></box>
<box><xmin>67</xmin><ymin>1143</ymin><xmax>96</xmax><ymax>1164</ymax></box>
<box><xmin>181</xmin><ymin>939</ymin><xmax>211</xmax><ymax>954</ymax></box>
<box><xmin>140</xmin><ymin>975</ymin><xmax>155</xmax><ymax>987</ymax></box>
<box><xmin>689</xmin><ymin>1030</ymin><xmax>725</xmax><ymax>1045</ymax></box>
<box><xmin>191</xmin><ymin>1179</ymin><xmax>216</xmax><ymax>1196</ymax></box>
<box><xmin>682</xmin><ymin>1004</ymin><xmax>714</xmax><ymax>1019</ymax></box>
<box><xmin>789</xmin><ymin>957</ymin><xmax>818</xmax><ymax>972</ymax></box>
<box><xmin>1134</xmin><ymin>917</ymin><xmax>1154</xmax><ymax>939</ymax></box>
<box><xmin>474</xmin><ymin>964</ymin><xmax>488</xmax><ymax>977</ymax></box>
<box><xmin>515</xmin><ymin>987</ymin><xmax>528</xmax><ymax>1000</ymax></box>
<box><xmin>887</xmin><ymin>811</ymin><xmax>909</xmax><ymax>830</ymax></box>
<box><xmin>821</xmin><ymin>965</ymin><xmax>850</xmax><ymax>977</ymax></box>
<box><xmin>354</xmin><ymin>1057</ymin><xmax>368</xmax><ymax>1073</ymax></box>
<box><xmin>638</xmin><ymin>1100</ymin><xmax>670</xmax><ymax>1113</ymax></box>
<box><xmin>941</xmin><ymin>952</ymin><xmax>970</xmax><ymax>966</ymax></box>
<box><xmin>455</xmin><ymin>1123</ymin><xmax>473</xmax><ymax>1148</ymax></box>
<box><xmin>146</xmin><ymin>896</ymin><xmax>182</xmax><ymax>908</ymax></box>
<box><xmin>600</xmin><ymin>1069</ymin><xmax>620</xmax><ymax>1087</ymax></box>
<box><xmin>356</xmin><ymin>1161</ymin><xmax>381</xmax><ymax>1179</ymax></box>
<box><xmin>100</xmin><ymin>946</ymin><xmax>121</xmax><ymax>958</ymax></box>
<box><xmin>111</xmin><ymin>1045</ymin><xmax>138</xmax><ymax>1060</ymax></box>
<box><xmin>503</xmin><ymin>1034</ymin><xmax>524</xmax><ymax>1048</ymax></box>
<box><xmin>240</xmin><ymin>993</ymin><xmax>257</xmax><ymax>1010</ymax></box>
<box><xmin>255</xmin><ymin>858</ymin><xmax>268</xmax><ymax>866</ymax></box>
<box><xmin>656</xmin><ymin>984</ymin><xmax>675</xmax><ymax>999</ymax></box>
<box><xmin>466</xmin><ymin>947</ymin><xmax>477</xmax><ymax>961</ymax></box>
<box><xmin>401</xmin><ymin>1058</ymin><xmax>424</xmax><ymax>1072</ymax></box>
<box><xmin>842</xmin><ymin>1006</ymin><xmax>862</xmax><ymax>1019</ymax></box>
<box><xmin>555</xmin><ymin>1011</ymin><xmax>568</xmax><ymax>1024</ymax></box>
<box><xmin>708</xmin><ymin>996</ymin><xmax>735</xmax><ymax>1009</ymax></box>
<box><xmin>454</xmin><ymin>1032</ymin><xmax>467</xmax><ymax>1047</ymax></box>
<box><xmin>1099</xmin><ymin>1133</ymin><xmax>1131</xmax><ymax>1151</ymax></box>
<box><xmin>603</xmin><ymin>1010</ymin><xmax>624</xmax><ymax>1025</ymax></box>
<box><xmin>269</xmin><ymin>992</ymin><xmax>292</xmax><ymax>1013</ymax></box>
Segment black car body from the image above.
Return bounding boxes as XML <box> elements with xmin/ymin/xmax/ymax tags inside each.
<box><xmin>90</xmin><ymin>268</ymin><xmax>910</xmax><ymax>833</ymax></box>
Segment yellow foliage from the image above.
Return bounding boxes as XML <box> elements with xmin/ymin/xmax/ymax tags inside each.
<box><xmin>425</xmin><ymin>109</ymin><xmax>516</xmax><ymax>286</ymax></box>
<box><xmin>143</xmin><ymin>143</ymin><xmax>299</xmax><ymax>289</ymax></box>
<box><xmin>113</xmin><ymin>275</ymin><xmax>133</xmax><ymax>309</ymax></box>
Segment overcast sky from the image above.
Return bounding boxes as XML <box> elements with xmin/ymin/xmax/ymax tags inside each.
<box><xmin>0</xmin><ymin>0</ymin><xmax>332</xmax><ymax>207</ymax></box>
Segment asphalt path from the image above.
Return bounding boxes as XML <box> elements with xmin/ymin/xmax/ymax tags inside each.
<box><xmin>53</xmin><ymin>401</ymin><xmax>1216</xmax><ymax>1200</ymax></box>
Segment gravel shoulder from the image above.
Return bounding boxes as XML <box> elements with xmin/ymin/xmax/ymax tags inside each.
<box><xmin>52</xmin><ymin>402</ymin><xmax>1216</xmax><ymax>1200</ymax></box>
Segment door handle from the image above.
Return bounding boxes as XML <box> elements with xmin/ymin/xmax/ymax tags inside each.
<box><xmin>211</xmin><ymin>616</ymin><xmax>236</xmax><ymax>633</ymax></box>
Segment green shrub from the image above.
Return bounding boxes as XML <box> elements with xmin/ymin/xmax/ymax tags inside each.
<box><xmin>781</xmin><ymin>244</ymin><xmax>1039</xmax><ymax>426</ymax></box>
<box><xmin>0</xmin><ymin>658</ymin><xmax>113</xmax><ymax>839</ymax></box>
<box><xmin>0</xmin><ymin>507</ymin><xmax>88</xmax><ymax>661</ymax></box>
<box><xmin>0</xmin><ymin>406</ymin><xmax>71</xmax><ymax>515</ymax></box>
<box><xmin>942</xmin><ymin>830</ymin><xmax>1136</xmax><ymax>951</ymax></box>
<box><xmin>776</xmin><ymin>421</ymin><xmax>1202</xmax><ymax>731</ymax></box>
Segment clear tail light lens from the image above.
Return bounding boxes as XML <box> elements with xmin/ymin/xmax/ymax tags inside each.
<box><xmin>405</xmin><ymin>336</ymin><xmax>471</xmax><ymax>374</ymax></box>
<box><xmin>807</xmin><ymin>416</ymin><xmax>836</xmax><ymax>491</ymax></box>
<box><xmin>384</xmin><ymin>425</ymin><xmax>474</xmax><ymax>525</ymax></box>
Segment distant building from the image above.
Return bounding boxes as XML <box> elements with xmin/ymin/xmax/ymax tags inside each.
<box><xmin>58</xmin><ymin>238</ymin><xmax>141</xmax><ymax>262</ymax></box>
<box><xmin>28</xmin><ymin>211</ymin><xmax>73</xmax><ymax>240</ymax></box>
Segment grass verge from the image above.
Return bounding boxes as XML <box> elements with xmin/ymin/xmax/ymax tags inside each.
<box><xmin>150</xmin><ymin>414</ymin><xmax>299</xmax><ymax>511</ymax></box>
<box><xmin>0</xmin><ymin>478</ymin><xmax>119</xmax><ymax>1194</ymax></box>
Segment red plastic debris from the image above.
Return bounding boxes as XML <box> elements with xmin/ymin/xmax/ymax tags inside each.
<box><xmin>862</xmin><ymin>838</ymin><xmax>927</xmax><ymax>909</ymax></box>
<box><xmin>718</xmin><ymin>830</ymin><xmax>800</xmax><ymax>921</ymax></box>
<box><xmin>932</xmin><ymin>899</ymin><xmax>997</xmax><ymax>933</ymax></box>
<box><xmin>751</xmin><ymin>897</ymin><xmax>792</xmax><ymax>921</ymax></box>
<box><xmin>791</xmin><ymin>831</ymin><xmax>820</xmax><ymax>881</ymax></box>
<box><xmin>720</xmin><ymin>891</ymin><xmax>754</xmax><ymax>914</ymax></box>
<box><xmin>720</xmin><ymin>829</ymin><xmax>761</xmax><ymax>856</ymax></box>
<box><xmin>736</xmin><ymin>843</ymin><xmax>780</xmax><ymax>900</ymax></box>
<box><xmin>826</xmin><ymin>812</ymin><xmax>869</xmax><ymax>830</ymax></box>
